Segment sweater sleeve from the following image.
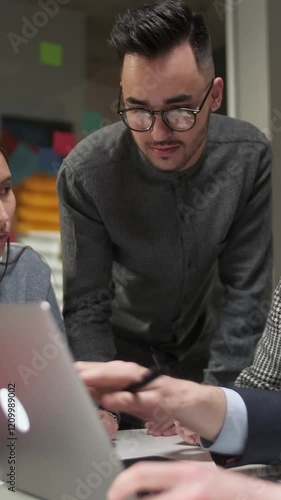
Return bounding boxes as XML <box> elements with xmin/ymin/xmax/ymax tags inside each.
<box><xmin>46</xmin><ymin>282</ymin><xmax>65</xmax><ymax>335</ymax></box>
<box><xmin>204</xmin><ymin>141</ymin><xmax>273</xmax><ymax>385</ymax></box>
<box><xmin>57</xmin><ymin>162</ymin><xmax>116</xmax><ymax>362</ymax></box>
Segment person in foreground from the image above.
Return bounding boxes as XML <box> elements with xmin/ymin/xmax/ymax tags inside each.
<box><xmin>107</xmin><ymin>461</ymin><xmax>281</xmax><ymax>500</ymax></box>
<box><xmin>58</xmin><ymin>0</ymin><xmax>272</xmax><ymax>389</ymax></box>
<box><xmin>0</xmin><ymin>144</ymin><xmax>117</xmax><ymax>438</ymax></box>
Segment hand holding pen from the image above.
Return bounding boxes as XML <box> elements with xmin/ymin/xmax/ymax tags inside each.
<box><xmin>123</xmin><ymin>366</ymin><xmax>167</xmax><ymax>393</ymax></box>
<box><xmin>76</xmin><ymin>360</ymin><xmax>224</xmax><ymax>447</ymax></box>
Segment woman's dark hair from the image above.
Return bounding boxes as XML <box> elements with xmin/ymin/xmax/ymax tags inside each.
<box><xmin>0</xmin><ymin>143</ymin><xmax>9</xmax><ymax>164</ymax></box>
<box><xmin>0</xmin><ymin>142</ymin><xmax>27</xmax><ymax>284</ymax></box>
<box><xmin>110</xmin><ymin>0</ymin><xmax>213</xmax><ymax>73</ymax></box>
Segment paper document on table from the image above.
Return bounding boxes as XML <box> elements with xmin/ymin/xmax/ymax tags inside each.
<box><xmin>116</xmin><ymin>429</ymin><xmax>212</xmax><ymax>462</ymax></box>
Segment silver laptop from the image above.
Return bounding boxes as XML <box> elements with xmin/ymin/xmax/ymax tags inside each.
<box><xmin>0</xmin><ymin>302</ymin><xmax>135</xmax><ymax>500</ymax></box>
<box><xmin>0</xmin><ymin>488</ymin><xmax>37</xmax><ymax>500</ymax></box>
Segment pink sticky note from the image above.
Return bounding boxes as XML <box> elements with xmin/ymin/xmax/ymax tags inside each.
<box><xmin>52</xmin><ymin>131</ymin><xmax>75</xmax><ymax>156</ymax></box>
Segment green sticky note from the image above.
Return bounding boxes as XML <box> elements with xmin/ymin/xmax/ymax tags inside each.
<box><xmin>40</xmin><ymin>42</ymin><xmax>63</xmax><ymax>67</ymax></box>
<box><xmin>81</xmin><ymin>111</ymin><xmax>103</xmax><ymax>134</ymax></box>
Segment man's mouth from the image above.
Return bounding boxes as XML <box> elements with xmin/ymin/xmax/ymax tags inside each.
<box><xmin>149</xmin><ymin>145</ymin><xmax>180</xmax><ymax>156</ymax></box>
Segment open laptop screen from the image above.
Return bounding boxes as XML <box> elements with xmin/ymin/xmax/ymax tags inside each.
<box><xmin>0</xmin><ymin>302</ymin><xmax>135</xmax><ymax>500</ymax></box>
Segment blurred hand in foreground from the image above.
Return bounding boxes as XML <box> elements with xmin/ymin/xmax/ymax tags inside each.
<box><xmin>107</xmin><ymin>461</ymin><xmax>280</xmax><ymax>500</ymax></box>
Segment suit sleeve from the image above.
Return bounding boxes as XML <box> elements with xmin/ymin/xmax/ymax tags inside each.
<box><xmin>212</xmin><ymin>387</ymin><xmax>281</xmax><ymax>467</ymax></box>
<box><xmin>204</xmin><ymin>141</ymin><xmax>273</xmax><ymax>385</ymax></box>
<box><xmin>235</xmin><ymin>278</ymin><xmax>281</xmax><ymax>390</ymax></box>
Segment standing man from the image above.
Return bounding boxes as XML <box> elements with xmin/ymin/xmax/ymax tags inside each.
<box><xmin>58</xmin><ymin>0</ymin><xmax>272</xmax><ymax>387</ymax></box>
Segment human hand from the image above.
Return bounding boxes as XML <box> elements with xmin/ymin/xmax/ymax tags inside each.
<box><xmin>145</xmin><ymin>418</ymin><xmax>177</xmax><ymax>437</ymax></box>
<box><xmin>75</xmin><ymin>360</ymin><xmax>149</xmax><ymax>400</ymax></box>
<box><xmin>99</xmin><ymin>410</ymin><xmax>119</xmax><ymax>439</ymax></box>
<box><xmin>173</xmin><ymin>419</ymin><xmax>200</xmax><ymax>445</ymax></box>
<box><xmin>107</xmin><ymin>461</ymin><xmax>280</xmax><ymax>500</ymax></box>
<box><xmin>75</xmin><ymin>360</ymin><xmax>226</xmax><ymax>442</ymax></box>
<box><xmin>75</xmin><ymin>360</ymin><xmax>189</xmax><ymax>423</ymax></box>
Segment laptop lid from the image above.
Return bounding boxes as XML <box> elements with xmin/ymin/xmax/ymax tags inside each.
<box><xmin>0</xmin><ymin>486</ymin><xmax>39</xmax><ymax>500</ymax></box>
<box><xmin>0</xmin><ymin>302</ymin><xmax>135</xmax><ymax>500</ymax></box>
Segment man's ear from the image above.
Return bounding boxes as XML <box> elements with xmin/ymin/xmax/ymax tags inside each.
<box><xmin>210</xmin><ymin>77</ymin><xmax>224</xmax><ymax>112</ymax></box>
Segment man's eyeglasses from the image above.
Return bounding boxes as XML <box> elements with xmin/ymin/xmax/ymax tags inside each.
<box><xmin>117</xmin><ymin>79</ymin><xmax>214</xmax><ymax>133</ymax></box>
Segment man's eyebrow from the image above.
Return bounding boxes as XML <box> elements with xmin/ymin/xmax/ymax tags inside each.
<box><xmin>125</xmin><ymin>96</ymin><xmax>148</xmax><ymax>106</ymax></box>
<box><xmin>164</xmin><ymin>94</ymin><xmax>193</xmax><ymax>105</ymax></box>
<box><xmin>125</xmin><ymin>94</ymin><xmax>193</xmax><ymax>106</ymax></box>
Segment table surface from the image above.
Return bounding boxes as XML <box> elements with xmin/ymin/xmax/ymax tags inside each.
<box><xmin>2</xmin><ymin>429</ymin><xmax>279</xmax><ymax>498</ymax></box>
<box><xmin>0</xmin><ymin>429</ymin><xmax>213</xmax><ymax>498</ymax></box>
<box><xmin>115</xmin><ymin>428</ymin><xmax>212</xmax><ymax>463</ymax></box>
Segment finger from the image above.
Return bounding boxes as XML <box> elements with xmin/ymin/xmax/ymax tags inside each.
<box><xmin>78</xmin><ymin>361</ymin><xmax>148</xmax><ymax>392</ymax></box>
<box><xmin>99</xmin><ymin>411</ymin><xmax>119</xmax><ymax>439</ymax></box>
<box><xmin>145</xmin><ymin>419</ymin><xmax>174</xmax><ymax>432</ymax></box>
<box><xmin>101</xmin><ymin>392</ymin><xmax>153</xmax><ymax>419</ymax></box>
<box><xmin>141</xmin><ymin>482</ymin><xmax>207</xmax><ymax>500</ymax></box>
<box><xmin>108</xmin><ymin>462</ymin><xmax>216</xmax><ymax>500</ymax></box>
<box><xmin>161</xmin><ymin>425</ymin><xmax>177</xmax><ymax>436</ymax></box>
<box><xmin>147</xmin><ymin>427</ymin><xmax>176</xmax><ymax>437</ymax></box>
<box><xmin>101</xmin><ymin>390</ymin><xmax>172</xmax><ymax>420</ymax></box>
<box><xmin>75</xmin><ymin>361</ymin><xmax>102</xmax><ymax>372</ymax></box>
<box><xmin>145</xmin><ymin>420</ymin><xmax>176</xmax><ymax>436</ymax></box>
<box><xmin>175</xmin><ymin>426</ymin><xmax>199</xmax><ymax>445</ymax></box>
<box><xmin>108</xmin><ymin>462</ymin><xmax>190</xmax><ymax>500</ymax></box>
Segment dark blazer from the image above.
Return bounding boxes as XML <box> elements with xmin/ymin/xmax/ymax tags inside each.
<box><xmin>213</xmin><ymin>387</ymin><xmax>281</xmax><ymax>467</ymax></box>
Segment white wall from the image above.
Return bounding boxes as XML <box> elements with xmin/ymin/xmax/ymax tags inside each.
<box><xmin>226</xmin><ymin>0</ymin><xmax>281</xmax><ymax>284</ymax></box>
<box><xmin>0</xmin><ymin>0</ymin><xmax>85</xmax><ymax>134</ymax></box>
<box><xmin>268</xmin><ymin>0</ymin><xmax>281</xmax><ymax>285</ymax></box>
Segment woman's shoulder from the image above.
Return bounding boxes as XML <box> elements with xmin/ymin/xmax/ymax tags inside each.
<box><xmin>8</xmin><ymin>243</ymin><xmax>50</xmax><ymax>275</ymax></box>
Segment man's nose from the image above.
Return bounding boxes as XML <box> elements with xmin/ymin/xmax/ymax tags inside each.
<box><xmin>150</xmin><ymin>114</ymin><xmax>173</xmax><ymax>142</ymax></box>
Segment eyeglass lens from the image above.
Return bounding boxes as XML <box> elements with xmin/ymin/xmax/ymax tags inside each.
<box><xmin>123</xmin><ymin>108</ymin><xmax>195</xmax><ymax>131</ymax></box>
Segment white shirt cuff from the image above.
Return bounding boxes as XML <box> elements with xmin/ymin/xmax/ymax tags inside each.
<box><xmin>201</xmin><ymin>388</ymin><xmax>248</xmax><ymax>455</ymax></box>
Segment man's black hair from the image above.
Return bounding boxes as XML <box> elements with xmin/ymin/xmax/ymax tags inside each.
<box><xmin>110</xmin><ymin>0</ymin><xmax>213</xmax><ymax>73</ymax></box>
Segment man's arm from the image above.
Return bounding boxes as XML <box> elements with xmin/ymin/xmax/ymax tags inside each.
<box><xmin>46</xmin><ymin>281</ymin><xmax>65</xmax><ymax>335</ymax></box>
<box><xmin>205</xmin><ymin>142</ymin><xmax>273</xmax><ymax>385</ymax></box>
<box><xmin>77</xmin><ymin>361</ymin><xmax>281</xmax><ymax>467</ymax></box>
<box><xmin>228</xmin><ymin>387</ymin><xmax>281</xmax><ymax>466</ymax></box>
<box><xmin>57</xmin><ymin>162</ymin><xmax>116</xmax><ymax>361</ymax></box>
<box><xmin>235</xmin><ymin>278</ymin><xmax>281</xmax><ymax>390</ymax></box>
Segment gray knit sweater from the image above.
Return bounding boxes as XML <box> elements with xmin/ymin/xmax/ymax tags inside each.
<box><xmin>58</xmin><ymin>113</ymin><xmax>273</xmax><ymax>385</ymax></box>
<box><xmin>0</xmin><ymin>243</ymin><xmax>64</xmax><ymax>332</ymax></box>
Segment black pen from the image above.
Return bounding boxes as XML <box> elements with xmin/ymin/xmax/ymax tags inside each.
<box><xmin>124</xmin><ymin>366</ymin><xmax>166</xmax><ymax>393</ymax></box>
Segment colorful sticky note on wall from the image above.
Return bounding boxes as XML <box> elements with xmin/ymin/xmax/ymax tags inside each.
<box><xmin>1</xmin><ymin>129</ymin><xmax>18</xmax><ymax>156</ymax></box>
<box><xmin>9</xmin><ymin>144</ymin><xmax>39</xmax><ymax>186</ymax></box>
<box><xmin>40</xmin><ymin>42</ymin><xmax>63</xmax><ymax>67</ymax></box>
<box><xmin>52</xmin><ymin>131</ymin><xmax>75</xmax><ymax>156</ymax></box>
<box><xmin>81</xmin><ymin>111</ymin><xmax>103</xmax><ymax>134</ymax></box>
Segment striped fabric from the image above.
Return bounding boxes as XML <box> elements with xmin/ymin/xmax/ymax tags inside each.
<box><xmin>235</xmin><ymin>279</ymin><xmax>281</xmax><ymax>390</ymax></box>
